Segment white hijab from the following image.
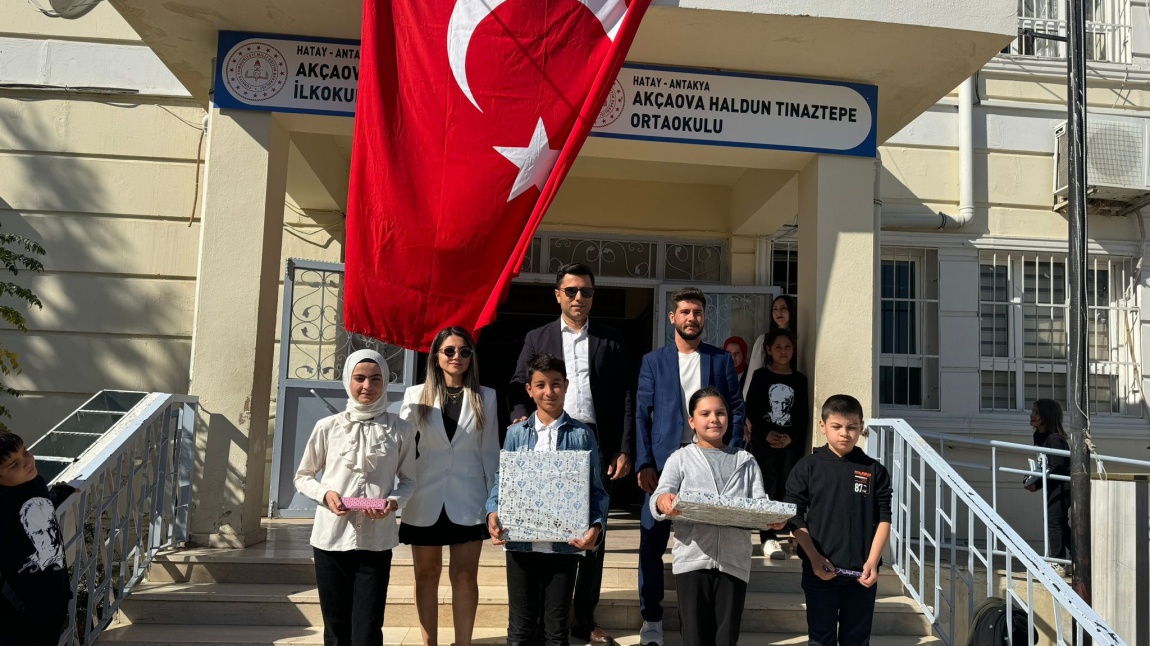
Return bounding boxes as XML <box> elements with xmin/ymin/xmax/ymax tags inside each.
<box><xmin>339</xmin><ymin>349</ymin><xmax>391</xmax><ymax>473</ymax></box>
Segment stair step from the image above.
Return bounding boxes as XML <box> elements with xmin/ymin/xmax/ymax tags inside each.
<box><xmin>117</xmin><ymin>582</ymin><xmax>933</xmax><ymax>635</ymax></box>
<box><xmin>98</xmin><ymin>624</ymin><xmax>942</xmax><ymax>645</ymax></box>
<box><xmin>146</xmin><ymin>551</ymin><xmax>902</xmax><ymax>594</ymax></box>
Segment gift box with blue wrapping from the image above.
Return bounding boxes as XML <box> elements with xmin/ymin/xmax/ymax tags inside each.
<box><xmin>497</xmin><ymin>450</ymin><xmax>590</xmax><ymax>542</ymax></box>
<box><xmin>672</xmin><ymin>491</ymin><xmax>797</xmax><ymax>530</ymax></box>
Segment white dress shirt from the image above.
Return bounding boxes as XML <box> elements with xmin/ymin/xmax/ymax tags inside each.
<box><xmin>560</xmin><ymin>319</ymin><xmax>596</xmax><ymax>425</ymax></box>
<box><xmin>294</xmin><ymin>411</ymin><xmax>416</xmax><ymax>552</ymax></box>
<box><xmin>529</xmin><ymin>413</ymin><xmax>568</xmax><ymax>552</ymax></box>
<box><xmin>678</xmin><ymin>351</ymin><xmax>702</xmax><ymax>444</ymax></box>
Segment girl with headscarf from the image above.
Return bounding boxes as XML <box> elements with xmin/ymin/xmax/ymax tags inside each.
<box><xmin>723</xmin><ymin>335</ymin><xmax>749</xmax><ymax>388</ymax></box>
<box><xmin>295</xmin><ymin>349</ymin><xmax>416</xmax><ymax>646</ymax></box>
<box><xmin>398</xmin><ymin>327</ymin><xmax>499</xmax><ymax>646</ymax></box>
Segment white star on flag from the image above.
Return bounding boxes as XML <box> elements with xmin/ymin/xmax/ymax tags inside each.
<box><xmin>494</xmin><ymin>118</ymin><xmax>560</xmax><ymax>202</ymax></box>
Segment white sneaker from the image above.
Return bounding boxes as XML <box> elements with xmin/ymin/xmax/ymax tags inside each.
<box><xmin>1051</xmin><ymin>563</ymin><xmax>1069</xmax><ymax>577</ymax></box>
<box><xmin>640</xmin><ymin>620</ymin><xmax>664</xmax><ymax>646</ymax></box>
<box><xmin>764</xmin><ymin>538</ymin><xmax>786</xmax><ymax>560</ymax></box>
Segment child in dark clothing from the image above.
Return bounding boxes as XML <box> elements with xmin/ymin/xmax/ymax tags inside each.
<box><xmin>0</xmin><ymin>431</ymin><xmax>76</xmax><ymax>646</ymax></box>
<box><xmin>1025</xmin><ymin>398</ymin><xmax>1071</xmax><ymax>574</ymax></box>
<box><xmin>780</xmin><ymin>395</ymin><xmax>891</xmax><ymax>646</ymax></box>
<box><xmin>745</xmin><ymin>328</ymin><xmax>809</xmax><ymax>559</ymax></box>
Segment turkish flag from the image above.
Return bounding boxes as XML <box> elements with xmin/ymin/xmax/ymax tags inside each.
<box><xmin>345</xmin><ymin>0</ymin><xmax>650</xmax><ymax>351</ymax></box>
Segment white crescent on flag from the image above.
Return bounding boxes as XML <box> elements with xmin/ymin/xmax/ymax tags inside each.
<box><xmin>447</xmin><ymin>0</ymin><xmax>628</xmax><ymax>111</ymax></box>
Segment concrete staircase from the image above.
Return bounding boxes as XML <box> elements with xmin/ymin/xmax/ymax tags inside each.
<box><xmin>98</xmin><ymin>518</ymin><xmax>939</xmax><ymax>645</ymax></box>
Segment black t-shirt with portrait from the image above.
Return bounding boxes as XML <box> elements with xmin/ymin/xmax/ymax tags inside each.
<box><xmin>0</xmin><ymin>475</ymin><xmax>73</xmax><ymax>616</ymax></box>
<box><xmin>745</xmin><ymin>367</ymin><xmax>810</xmax><ymax>498</ymax></box>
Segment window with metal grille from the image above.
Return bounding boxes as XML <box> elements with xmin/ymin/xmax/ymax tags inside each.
<box><xmin>879</xmin><ymin>249</ymin><xmax>940</xmax><ymax>410</ymax></box>
<box><xmin>978</xmin><ymin>251</ymin><xmax>1139</xmax><ymax>415</ymax></box>
<box><xmin>1004</xmin><ymin>0</ymin><xmax>1131</xmax><ymax>64</ymax></box>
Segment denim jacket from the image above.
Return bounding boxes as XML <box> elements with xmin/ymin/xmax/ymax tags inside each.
<box><xmin>485</xmin><ymin>413</ymin><xmax>609</xmax><ymax>554</ymax></box>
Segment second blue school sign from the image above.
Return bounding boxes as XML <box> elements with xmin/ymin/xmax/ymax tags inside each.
<box><xmin>590</xmin><ymin>64</ymin><xmax>878</xmax><ymax>158</ymax></box>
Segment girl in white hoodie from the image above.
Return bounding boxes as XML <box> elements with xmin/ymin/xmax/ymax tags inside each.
<box><xmin>651</xmin><ymin>386</ymin><xmax>770</xmax><ymax>646</ymax></box>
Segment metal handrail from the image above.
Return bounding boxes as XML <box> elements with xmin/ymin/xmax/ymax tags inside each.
<box><xmin>50</xmin><ymin>392</ymin><xmax>198</xmax><ymax>646</ymax></box>
<box><xmin>867</xmin><ymin>418</ymin><xmax>1124</xmax><ymax>646</ymax></box>
<box><xmin>910</xmin><ymin>427</ymin><xmax>1150</xmax><ymax>564</ymax></box>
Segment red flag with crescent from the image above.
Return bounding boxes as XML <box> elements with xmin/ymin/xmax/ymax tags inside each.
<box><xmin>344</xmin><ymin>0</ymin><xmax>650</xmax><ymax>351</ymax></box>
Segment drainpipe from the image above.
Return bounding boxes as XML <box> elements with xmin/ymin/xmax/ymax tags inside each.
<box><xmin>883</xmin><ymin>75</ymin><xmax>977</xmax><ymax>230</ymax></box>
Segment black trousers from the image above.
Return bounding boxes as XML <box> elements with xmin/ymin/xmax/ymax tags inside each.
<box><xmin>506</xmin><ymin>551</ymin><xmax>581</xmax><ymax>646</ymax></box>
<box><xmin>1046</xmin><ymin>483</ymin><xmax>1071</xmax><ymax>560</ymax></box>
<box><xmin>0</xmin><ymin>599</ymin><xmax>67</xmax><ymax>646</ymax></box>
<box><xmin>801</xmin><ymin>569</ymin><xmax>879</xmax><ymax>646</ymax></box>
<box><xmin>675</xmin><ymin>569</ymin><xmax>747</xmax><ymax>646</ymax></box>
<box><xmin>573</xmin><ymin>446</ymin><xmax>612</xmax><ymax>628</ymax></box>
<box><xmin>313</xmin><ymin>547</ymin><xmax>393</xmax><ymax>646</ymax></box>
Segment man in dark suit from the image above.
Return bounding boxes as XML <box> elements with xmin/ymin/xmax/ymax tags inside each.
<box><xmin>508</xmin><ymin>263</ymin><xmax>635</xmax><ymax>645</ymax></box>
<box><xmin>634</xmin><ymin>286</ymin><xmax>745</xmax><ymax>646</ymax></box>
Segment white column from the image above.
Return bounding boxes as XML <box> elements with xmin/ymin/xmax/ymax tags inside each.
<box><xmin>187</xmin><ymin>107</ymin><xmax>289</xmax><ymax>547</ymax></box>
<box><xmin>797</xmin><ymin>154</ymin><xmax>878</xmax><ymax>446</ymax></box>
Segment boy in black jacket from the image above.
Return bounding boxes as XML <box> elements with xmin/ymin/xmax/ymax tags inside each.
<box><xmin>0</xmin><ymin>431</ymin><xmax>76</xmax><ymax>646</ymax></box>
<box><xmin>780</xmin><ymin>395</ymin><xmax>891</xmax><ymax>646</ymax></box>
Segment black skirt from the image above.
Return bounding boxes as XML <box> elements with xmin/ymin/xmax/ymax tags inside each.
<box><xmin>399</xmin><ymin>506</ymin><xmax>489</xmax><ymax>546</ymax></box>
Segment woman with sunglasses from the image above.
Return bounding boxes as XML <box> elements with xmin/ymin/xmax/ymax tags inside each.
<box><xmin>398</xmin><ymin>327</ymin><xmax>499</xmax><ymax>646</ymax></box>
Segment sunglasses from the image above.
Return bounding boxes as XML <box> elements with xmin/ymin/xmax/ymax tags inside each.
<box><xmin>560</xmin><ymin>287</ymin><xmax>596</xmax><ymax>299</ymax></box>
<box><xmin>440</xmin><ymin>346</ymin><xmax>473</xmax><ymax>359</ymax></box>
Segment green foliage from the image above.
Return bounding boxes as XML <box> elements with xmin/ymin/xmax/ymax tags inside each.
<box><xmin>0</xmin><ymin>223</ymin><xmax>45</xmax><ymax>429</ymax></box>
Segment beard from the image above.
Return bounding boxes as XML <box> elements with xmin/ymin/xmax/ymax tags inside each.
<box><xmin>676</xmin><ymin>323</ymin><xmax>703</xmax><ymax>341</ymax></box>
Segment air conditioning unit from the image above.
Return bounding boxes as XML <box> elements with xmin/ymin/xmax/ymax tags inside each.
<box><xmin>1053</xmin><ymin>115</ymin><xmax>1150</xmax><ymax>215</ymax></box>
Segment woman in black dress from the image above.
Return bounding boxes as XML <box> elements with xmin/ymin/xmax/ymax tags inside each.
<box><xmin>399</xmin><ymin>327</ymin><xmax>499</xmax><ymax>646</ymax></box>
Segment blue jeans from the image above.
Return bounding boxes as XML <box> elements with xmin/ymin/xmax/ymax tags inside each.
<box><xmin>638</xmin><ymin>492</ymin><xmax>672</xmax><ymax>622</ymax></box>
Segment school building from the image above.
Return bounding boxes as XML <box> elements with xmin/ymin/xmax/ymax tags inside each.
<box><xmin>4</xmin><ymin>0</ymin><xmax>1143</xmax><ymax>553</ymax></box>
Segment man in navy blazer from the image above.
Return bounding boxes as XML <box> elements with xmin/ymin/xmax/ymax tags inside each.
<box><xmin>508</xmin><ymin>263</ymin><xmax>635</xmax><ymax>645</ymax></box>
<box><xmin>634</xmin><ymin>286</ymin><xmax>745</xmax><ymax>646</ymax></box>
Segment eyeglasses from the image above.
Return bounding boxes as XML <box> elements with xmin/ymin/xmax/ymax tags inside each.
<box><xmin>560</xmin><ymin>287</ymin><xmax>595</xmax><ymax>299</ymax></box>
<box><xmin>440</xmin><ymin>346</ymin><xmax>473</xmax><ymax>359</ymax></box>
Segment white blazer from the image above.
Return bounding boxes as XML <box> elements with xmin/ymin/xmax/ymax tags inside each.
<box><xmin>398</xmin><ymin>384</ymin><xmax>500</xmax><ymax>527</ymax></box>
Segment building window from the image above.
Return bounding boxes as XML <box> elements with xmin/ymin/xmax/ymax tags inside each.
<box><xmin>879</xmin><ymin>249</ymin><xmax>940</xmax><ymax>410</ymax></box>
<box><xmin>1005</xmin><ymin>0</ymin><xmax>1131</xmax><ymax>64</ymax></box>
<box><xmin>769</xmin><ymin>239</ymin><xmax>798</xmax><ymax>297</ymax></box>
<box><xmin>978</xmin><ymin>251</ymin><xmax>1139</xmax><ymax>415</ymax></box>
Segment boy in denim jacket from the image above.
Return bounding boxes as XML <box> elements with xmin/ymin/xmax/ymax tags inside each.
<box><xmin>486</xmin><ymin>354</ymin><xmax>609</xmax><ymax>646</ymax></box>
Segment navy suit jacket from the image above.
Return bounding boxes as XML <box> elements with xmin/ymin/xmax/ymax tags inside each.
<box><xmin>635</xmin><ymin>342</ymin><xmax>746</xmax><ymax>473</ymax></box>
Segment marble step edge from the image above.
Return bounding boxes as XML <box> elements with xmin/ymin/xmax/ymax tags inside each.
<box><xmin>123</xmin><ymin>583</ymin><xmax>925</xmax><ymax>614</ymax></box>
<box><xmin>97</xmin><ymin>625</ymin><xmax>942</xmax><ymax>645</ymax></box>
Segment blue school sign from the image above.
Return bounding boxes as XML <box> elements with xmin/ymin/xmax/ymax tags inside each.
<box><xmin>214</xmin><ymin>31</ymin><xmax>360</xmax><ymax>118</ymax></box>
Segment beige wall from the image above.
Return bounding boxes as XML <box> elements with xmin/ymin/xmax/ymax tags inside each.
<box><xmin>0</xmin><ymin>0</ymin><xmax>204</xmax><ymax>440</ymax></box>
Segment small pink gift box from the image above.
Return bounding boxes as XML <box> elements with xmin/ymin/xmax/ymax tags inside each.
<box><xmin>340</xmin><ymin>497</ymin><xmax>390</xmax><ymax>511</ymax></box>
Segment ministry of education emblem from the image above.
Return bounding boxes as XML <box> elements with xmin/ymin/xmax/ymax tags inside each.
<box><xmin>224</xmin><ymin>42</ymin><xmax>288</xmax><ymax>102</ymax></box>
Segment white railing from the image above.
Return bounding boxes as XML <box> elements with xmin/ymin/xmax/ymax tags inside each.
<box><xmin>867</xmin><ymin>418</ymin><xmax>1125</xmax><ymax>646</ymax></box>
<box><xmin>910</xmin><ymin>427</ymin><xmax>1150</xmax><ymax>566</ymax></box>
<box><xmin>50</xmin><ymin>393</ymin><xmax>198</xmax><ymax>646</ymax></box>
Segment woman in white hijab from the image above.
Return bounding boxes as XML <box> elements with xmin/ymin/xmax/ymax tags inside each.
<box><xmin>295</xmin><ymin>349</ymin><xmax>416</xmax><ymax>646</ymax></box>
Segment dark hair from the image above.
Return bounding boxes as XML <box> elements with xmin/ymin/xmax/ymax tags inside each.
<box><xmin>764</xmin><ymin>328</ymin><xmax>794</xmax><ymax>349</ymax></box>
<box><xmin>0</xmin><ymin>431</ymin><xmax>25</xmax><ymax>463</ymax></box>
<box><xmin>555</xmin><ymin>263</ymin><xmax>595</xmax><ymax>288</ymax></box>
<box><xmin>527</xmin><ymin>353</ymin><xmax>567</xmax><ymax>380</ymax></box>
<box><xmin>1031</xmin><ymin>399</ymin><xmax>1067</xmax><ymax>439</ymax></box>
<box><xmin>420</xmin><ymin>327</ymin><xmax>486</xmax><ymax>429</ymax></box>
<box><xmin>355</xmin><ymin>358</ymin><xmax>379</xmax><ymax>367</ymax></box>
<box><xmin>821</xmin><ymin>394</ymin><xmax>865</xmax><ymax>422</ymax></box>
<box><xmin>770</xmin><ymin>295</ymin><xmax>797</xmax><ymax>332</ymax></box>
<box><xmin>670</xmin><ymin>287</ymin><xmax>707</xmax><ymax>311</ymax></box>
<box><xmin>688</xmin><ymin>386</ymin><xmax>728</xmax><ymax>417</ymax></box>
